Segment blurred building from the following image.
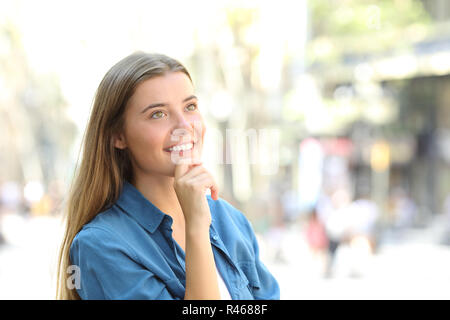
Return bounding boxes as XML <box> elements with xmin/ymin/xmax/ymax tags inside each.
<box><xmin>0</xmin><ymin>16</ymin><xmax>78</xmax><ymax>216</ymax></box>
<box><xmin>2</xmin><ymin>0</ymin><xmax>449</xmax><ymax>229</ymax></box>
<box><xmin>300</xmin><ymin>0</ymin><xmax>450</xmax><ymax>227</ymax></box>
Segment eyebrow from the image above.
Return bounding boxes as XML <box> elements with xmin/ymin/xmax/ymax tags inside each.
<box><xmin>140</xmin><ymin>95</ymin><xmax>198</xmax><ymax>114</ymax></box>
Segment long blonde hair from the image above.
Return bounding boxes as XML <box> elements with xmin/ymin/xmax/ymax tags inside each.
<box><xmin>56</xmin><ymin>52</ymin><xmax>192</xmax><ymax>299</ymax></box>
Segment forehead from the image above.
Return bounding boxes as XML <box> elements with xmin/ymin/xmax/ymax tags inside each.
<box><xmin>130</xmin><ymin>72</ymin><xmax>194</xmax><ymax>106</ymax></box>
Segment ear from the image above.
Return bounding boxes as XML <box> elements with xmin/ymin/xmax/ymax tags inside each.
<box><xmin>113</xmin><ymin>133</ymin><xmax>127</xmax><ymax>150</ymax></box>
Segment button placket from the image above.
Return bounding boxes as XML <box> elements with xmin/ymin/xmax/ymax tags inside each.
<box><xmin>161</xmin><ymin>217</ymin><xmax>185</xmax><ymax>271</ymax></box>
<box><xmin>209</xmin><ymin>227</ymin><xmax>255</xmax><ymax>299</ymax></box>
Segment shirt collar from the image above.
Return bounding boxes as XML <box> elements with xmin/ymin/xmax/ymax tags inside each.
<box><xmin>115</xmin><ymin>181</ymin><xmax>167</xmax><ymax>233</ymax></box>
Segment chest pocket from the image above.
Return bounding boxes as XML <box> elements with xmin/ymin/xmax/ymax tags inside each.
<box><xmin>237</xmin><ymin>261</ymin><xmax>261</xmax><ymax>291</ymax></box>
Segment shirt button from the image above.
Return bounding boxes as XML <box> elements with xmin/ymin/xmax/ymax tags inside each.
<box><xmin>212</xmin><ymin>234</ymin><xmax>219</xmax><ymax>241</ymax></box>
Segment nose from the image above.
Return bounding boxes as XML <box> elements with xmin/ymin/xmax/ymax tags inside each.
<box><xmin>174</xmin><ymin>111</ymin><xmax>192</xmax><ymax>130</ymax></box>
<box><xmin>171</xmin><ymin>112</ymin><xmax>193</xmax><ymax>143</ymax></box>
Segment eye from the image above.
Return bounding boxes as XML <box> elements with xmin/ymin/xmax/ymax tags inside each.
<box><xmin>150</xmin><ymin>110</ymin><xmax>165</xmax><ymax>119</ymax></box>
<box><xmin>185</xmin><ymin>103</ymin><xmax>197</xmax><ymax>111</ymax></box>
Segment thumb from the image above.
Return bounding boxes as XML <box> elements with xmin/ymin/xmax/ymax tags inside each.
<box><xmin>174</xmin><ymin>161</ymin><xmax>202</xmax><ymax>179</ymax></box>
<box><xmin>174</xmin><ymin>161</ymin><xmax>190</xmax><ymax>179</ymax></box>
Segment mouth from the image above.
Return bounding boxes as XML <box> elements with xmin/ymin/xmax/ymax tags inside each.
<box><xmin>163</xmin><ymin>141</ymin><xmax>195</xmax><ymax>153</ymax></box>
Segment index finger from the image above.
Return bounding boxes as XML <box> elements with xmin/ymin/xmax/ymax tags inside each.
<box><xmin>174</xmin><ymin>161</ymin><xmax>203</xmax><ymax>179</ymax></box>
<box><xmin>210</xmin><ymin>183</ymin><xmax>219</xmax><ymax>201</ymax></box>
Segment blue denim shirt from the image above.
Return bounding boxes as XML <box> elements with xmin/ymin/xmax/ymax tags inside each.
<box><xmin>70</xmin><ymin>181</ymin><xmax>280</xmax><ymax>300</ymax></box>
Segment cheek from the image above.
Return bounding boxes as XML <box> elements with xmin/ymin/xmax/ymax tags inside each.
<box><xmin>192</xmin><ymin>115</ymin><xmax>206</xmax><ymax>141</ymax></box>
<box><xmin>126</xmin><ymin>124</ymin><xmax>165</xmax><ymax>157</ymax></box>
<box><xmin>201</xmin><ymin>125</ymin><xmax>206</xmax><ymax>141</ymax></box>
<box><xmin>196</xmin><ymin>121</ymin><xmax>206</xmax><ymax>156</ymax></box>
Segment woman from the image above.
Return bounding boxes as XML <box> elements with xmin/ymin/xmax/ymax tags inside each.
<box><xmin>56</xmin><ymin>52</ymin><xmax>280</xmax><ymax>300</ymax></box>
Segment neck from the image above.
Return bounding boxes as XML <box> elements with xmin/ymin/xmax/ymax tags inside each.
<box><xmin>131</xmin><ymin>172</ymin><xmax>184</xmax><ymax>221</ymax></box>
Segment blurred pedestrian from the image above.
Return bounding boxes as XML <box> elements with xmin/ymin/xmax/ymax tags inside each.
<box><xmin>391</xmin><ymin>187</ymin><xmax>417</xmax><ymax>230</ymax></box>
<box><xmin>348</xmin><ymin>193</ymin><xmax>380</xmax><ymax>254</ymax></box>
<box><xmin>440</xmin><ymin>193</ymin><xmax>450</xmax><ymax>245</ymax></box>
<box><xmin>317</xmin><ymin>187</ymin><xmax>353</xmax><ymax>278</ymax></box>
<box><xmin>305</xmin><ymin>207</ymin><xmax>328</xmax><ymax>275</ymax></box>
<box><xmin>0</xmin><ymin>181</ymin><xmax>23</xmax><ymax>245</ymax></box>
<box><xmin>346</xmin><ymin>192</ymin><xmax>380</xmax><ymax>277</ymax></box>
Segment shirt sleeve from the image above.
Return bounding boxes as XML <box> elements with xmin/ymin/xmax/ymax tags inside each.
<box><xmin>243</xmin><ymin>218</ymin><xmax>281</xmax><ymax>300</ymax></box>
<box><xmin>70</xmin><ymin>227</ymin><xmax>178</xmax><ymax>300</ymax></box>
<box><xmin>226</xmin><ymin>205</ymin><xmax>280</xmax><ymax>300</ymax></box>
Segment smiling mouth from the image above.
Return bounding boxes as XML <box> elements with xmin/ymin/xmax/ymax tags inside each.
<box><xmin>163</xmin><ymin>141</ymin><xmax>194</xmax><ymax>153</ymax></box>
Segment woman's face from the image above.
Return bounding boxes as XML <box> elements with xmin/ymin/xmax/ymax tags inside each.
<box><xmin>114</xmin><ymin>71</ymin><xmax>205</xmax><ymax>178</ymax></box>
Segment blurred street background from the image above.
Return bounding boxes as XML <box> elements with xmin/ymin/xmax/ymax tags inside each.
<box><xmin>2</xmin><ymin>0</ymin><xmax>450</xmax><ymax>299</ymax></box>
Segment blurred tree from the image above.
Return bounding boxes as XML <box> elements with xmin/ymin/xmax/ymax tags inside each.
<box><xmin>307</xmin><ymin>0</ymin><xmax>431</xmax><ymax>64</ymax></box>
<box><xmin>0</xmin><ymin>20</ymin><xmax>77</xmax><ymax>191</ymax></box>
<box><xmin>310</xmin><ymin>0</ymin><xmax>429</xmax><ymax>37</ymax></box>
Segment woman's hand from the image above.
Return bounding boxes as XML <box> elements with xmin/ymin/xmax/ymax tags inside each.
<box><xmin>173</xmin><ymin>162</ymin><xmax>219</xmax><ymax>230</ymax></box>
<box><xmin>174</xmin><ymin>161</ymin><xmax>222</xmax><ymax>300</ymax></box>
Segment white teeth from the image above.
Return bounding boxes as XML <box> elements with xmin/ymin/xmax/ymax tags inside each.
<box><xmin>168</xmin><ymin>142</ymin><xmax>193</xmax><ymax>152</ymax></box>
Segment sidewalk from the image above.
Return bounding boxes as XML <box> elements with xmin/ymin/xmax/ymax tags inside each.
<box><xmin>264</xmin><ymin>213</ymin><xmax>450</xmax><ymax>299</ymax></box>
<box><xmin>0</xmin><ymin>213</ymin><xmax>63</xmax><ymax>299</ymax></box>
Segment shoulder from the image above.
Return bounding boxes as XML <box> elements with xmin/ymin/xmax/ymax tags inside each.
<box><xmin>70</xmin><ymin>207</ymin><xmax>139</xmax><ymax>262</ymax></box>
<box><xmin>74</xmin><ymin>204</ymin><xmax>141</xmax><ymax>244</ymax></box>
<box><xmin>207</xmin><ymin>195</ymin><xmax>255</xmax><ymax>241</ymax></box>
<box><xmin>72</xmin><ymin>223</ymin><xmax>113</xmax><ymax>247</ymax></box>
<box><xmin>70</xmin><ymin>223</ymin><xmax>124</xmax><ymax>257</ymax></box>
<box><xmin>81</xmin><ymin>205</ymin><xmax>127</xmax><ymax>232</ymax></box>
<box><xmin>207</xmin><ymin>196</ymin><xmax>250</xmax><ymax>226</ymax></box>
